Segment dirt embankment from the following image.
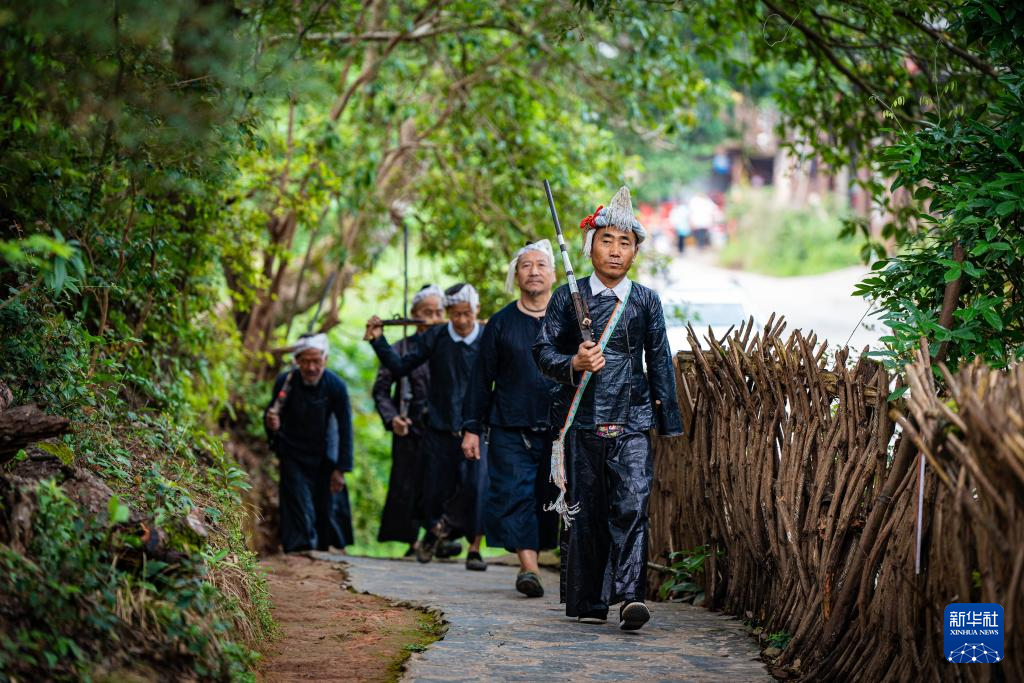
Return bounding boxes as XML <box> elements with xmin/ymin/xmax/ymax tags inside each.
<box><xmin>257</xmin><ymin>555</ymin><xmax>442</xmax><ymax>682</ymax></box>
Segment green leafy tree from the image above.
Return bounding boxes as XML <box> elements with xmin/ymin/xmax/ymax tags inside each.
<box><xmin>855</xmin><ymin>1</ymin><xmax>1024</xmax><ymax>369</ymax></box>
<box><xmin>225</xmin><ymin>0</ymin><xmax>707</xmax><ymax>363</ymax></box>
<box><xmin>1</xmin><ymin>0</ymin><xmax>264</xmax><ymax>406</ymax></box>
<box><xmin>586</xmin><ymin>0</ymin><xmax>1021</xmax><ymax>370</ymax></box>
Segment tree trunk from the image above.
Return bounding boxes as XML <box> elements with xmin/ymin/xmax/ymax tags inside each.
<box><xmin>0</xmin><ymin>404</ymin><xmax>71</xmax><ymax>460</ymax></box>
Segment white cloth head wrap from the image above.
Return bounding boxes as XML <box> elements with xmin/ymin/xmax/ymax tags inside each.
<box><xmin>444</xmin><ymin>283</ymin><xmax>480</xmax><ymax>309</ymax></box>
<box><xmin>504</xmin><ymin>239</ymin><xmax>555</xmax><ymax>294</ymax></box>
<box><xmin>293</xmin><ymin>332</ymin><xmax>329</xmax><ymax>358</ymax></box>
<box><xmin>411</xmin><ymin>284</ymin><xmax>443</xmax><ymax>310</ymax></box>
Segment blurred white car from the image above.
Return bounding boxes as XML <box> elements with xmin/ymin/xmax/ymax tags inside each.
<box><xmin>662</xmin><ymin>288</ymin><xmax>761</xmax><ymax>352</ymax></box>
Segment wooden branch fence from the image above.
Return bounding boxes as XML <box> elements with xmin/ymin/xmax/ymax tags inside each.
<box><xmin>649</xmin><ymin>316</ymin><xmax>1022</xmax><ymax>681</ymax></box>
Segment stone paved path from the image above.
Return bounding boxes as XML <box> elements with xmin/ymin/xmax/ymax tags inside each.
<box><xmin>317</xmin><ymin>553</ymin><xmax>770</xmax><ymax>682</ymax></box>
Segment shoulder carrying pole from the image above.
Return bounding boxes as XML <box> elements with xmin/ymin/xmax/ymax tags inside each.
<box><xmin>398</xmin><ymin>217</ymin><xmax>413</xmax><ymax>419</ymax></box>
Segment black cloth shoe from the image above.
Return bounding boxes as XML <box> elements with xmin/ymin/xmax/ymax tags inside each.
<box><xmin>417</xmin><ymin>521</ymin><xmax>450</xmax><ymax>564</ymax></box>
<box><xmin>465</xmin><ymin>551</ymin><xmax>487</xmax><ymax>571</ymax></box>
<box><xmin>416</xmin><ymin>532</ymin><xmax>438</xmax><ymax>563</ymax></box>
<box><xmin>515</xmin><ymin>571</ymin><xmax>544</xmax><ymax>598</ymax></box>
<box><xmin>576</xmin><ymin>608</ymin><xmax>608</xmax><ymax>624</ymax></box>
<box><xmin>619</xmin><ymin>601</ymin><xmax>650</xmax><ymax>631</ymax></box>
<box><xmin>435</xmin><ymin>539</ymin><xmax>463</xmax><ymax>559</ymax></box>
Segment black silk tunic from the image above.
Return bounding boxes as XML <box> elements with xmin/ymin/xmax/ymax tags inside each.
<box><xmin>370</xmin><ymin>323</ymin><xmax>483</xmax><ymax>433</ymax></box>
<box><xmin>462</xmin><ymin>302</ymin><xmax>555</xmax><ymax>435</ymax></box>
<box><xmin>533</xmin><ymin>277</ymin><xmax>683</xmax><ymax>435</ymax></box>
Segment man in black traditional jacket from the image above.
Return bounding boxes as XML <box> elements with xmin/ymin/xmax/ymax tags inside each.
<box><xmin>365</xmin><ymin>283</ymin><xmax>489</xmax><ymax>570</ymax></box>
<box><xmin>534</xmin><ymin>186</ymin><xmax>683</xmax><ymax>630</ymax></box>
<box><xmin>462</xmin><ymin>239</ymin><xmax>560</xmax><ymax>598</ymax></box>
<box><xmin>265</xmin><ymin>333</ymin><xmax>353</xmax><ymax>554</ymax></box>
<box><xmin>371</xmin><ymin>284</ymin><xmax>445</xmax><ymax>557</ymax></box>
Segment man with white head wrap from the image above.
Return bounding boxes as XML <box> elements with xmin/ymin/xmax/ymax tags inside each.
<box><xmin>534</xmin><ymin>186</ymin><xmax>682</xmax><ymax>630</ymax></box>
<box><xmin>365</xmin><ymin>283</ymin><xmax>489</xmax><ymax>569</ymax></box>
<box><xmin>371</xmin><ymin>284</ymin><xmax>452</xmax><ymax>557</ymax></box>
<box><xmin>264</xmin><ymin>332</ymin><xmax>354</xmax><ymax>554</ymax></box>
<box><xmin>461</xmin><ymin>240</ymin><xmax>560</xmax><ymax>597</ymax></box>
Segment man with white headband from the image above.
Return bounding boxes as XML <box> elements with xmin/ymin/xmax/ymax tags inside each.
<box><xmin>534</xmin><ymin>186</ymin><xmax>682</xmax><ymax>630</ymax></box>
<box><xmin>365</xmin><ymin>283</ymin><xmax>489</xmax><ymax>570</ymax></box>
<box><xmin>264</xmin><ymin>332</ymin><xmax>354</xmax><ymax>554</ymax></box>
<box><xmin>371</xmin><ymin>284</ymin><xmax>453</xmax><ymax>558</ymax></box>
<box><xmin>462</xmin><ymin>240</ymin><xmax>560</xmax><ymax>598</ymax></box>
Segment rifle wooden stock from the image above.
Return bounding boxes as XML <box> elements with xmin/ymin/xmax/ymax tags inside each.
<box><xmin>380</xmin><ymin>317</ymin><xmax>426</xmax><ymax>326</ymax></box>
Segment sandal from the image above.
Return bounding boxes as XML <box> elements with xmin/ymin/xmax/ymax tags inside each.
<box><xmin>515</xmin><ymin>571</ymin><xmax>544</xmax><ymax>598</ymax></box>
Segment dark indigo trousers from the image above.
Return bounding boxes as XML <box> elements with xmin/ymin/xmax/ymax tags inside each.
<box><xmin>377</xmin><ymin>431</ymin><xmax>426</xmax><ymax>544</ymax></box>
<box><xmin>485</xmin><ymin>427</ymin><xmax>559</xmax><ymax>552</ymax></box>
<box><xmin>278</xmin><ymin>457</ymin><xmax>346</xmax><ymax>553</ymax></box>
<box><xmin>421</xmin><ymin>428</ymin><xmax>487</xmax><ymax>542</ymax></box>
<box><xmin>562</xmin><ymin>428</ymin><xmax>652</xmax><ymax>618</ymax></box>
<box><xmin>333</xmin><ymin>487</ymin><xmax>354</xmax><ymax>546</ymax></box>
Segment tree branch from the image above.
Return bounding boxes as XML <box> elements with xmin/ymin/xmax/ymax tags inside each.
<box><xmin>761</xmin><ymin>0</ymin><xmax>880</xmax><ymax>98</ymax></box>
<box><xmin>275</xmin><ymin>21</ymin><xmax>513</xmax><ymax>44</ymax></box>
<box><xmin>935</xmin><ymin>241</ymin><xmax>965</xmax><ymax>366</ymax></box>
<box><xmin>892</xmin><ymin>10</ymin><xmax>999</xmax><ymax>80</ymax></box>
<box><xmin>328</xmin><ymin>0</ymin><xmax>445</xmax><ymax>122</ymax></box>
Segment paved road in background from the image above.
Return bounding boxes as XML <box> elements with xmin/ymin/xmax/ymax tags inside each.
<box><xmin>657</xmin><ymin>253</ymin><xmax>883</xmax><ymax>352</ymax></box>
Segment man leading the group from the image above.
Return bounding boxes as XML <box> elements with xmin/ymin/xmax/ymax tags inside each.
<box><xmin>533</xmin><ymin>186</ymin><xmax>683</xmax><ymax>630</ymax></box>
<box><xmin>365</xmin><ymin>283</ymin><xmax>489</xmax><ymax>571</ymax></box>
<box><xmin>462</xmin><ymin>240</ymin><xmax>560</xmax><ymax>598</ymax></box>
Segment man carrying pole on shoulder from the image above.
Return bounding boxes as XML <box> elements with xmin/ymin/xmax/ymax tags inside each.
<box><xmin>365</xmin><ymin>283</ymin><xmax>489</xmax><ymax>571</ymax></box>
<box><xmin>534</xmin><ymin>185</ymin><xmax>683</xmax><ymax>630</ymax></box>
<box><xmin>372</xmin><ymin>285</ymin><xmax>447</xmax><ymax>557</ymax></box>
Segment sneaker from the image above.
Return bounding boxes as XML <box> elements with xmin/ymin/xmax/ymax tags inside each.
<box><xmin>416</xmin><ymin>532</ymin><xmax>438</xmax><ymax>563</ymax></box>
<box><xmin>465</xmin><ymin>551</ymin><xmax>487</xmax><ymax>571</ymax></box>
<box><xmin>435</xmin><ymin>539</ymin><xmax>463</xmax><ymax>559</ymax></box>
<box><xmin>619</xmin><ymin>601</ymin><xmax>650</xmax><ymax>631</ymax></box>
<box><xmin>515</xmin><ymin>571</ymin><xmax>544</xmax><ymax>598</ymax></box>
<box><xmin>576</xmin><ymin>608</ymin><xmax>608</xmax><ymax>624</ymax></box>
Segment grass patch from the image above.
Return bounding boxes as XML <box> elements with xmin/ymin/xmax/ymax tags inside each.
<box><xmin>718</xmin><ymin>187</ymin><xmax>861</xmax><ymax>277</ymax></box>
<box><xmin>765</xmin><ymin>630</ymin><xmax>793</xmax><ymax>650</ymax></box>
<box><xmin>386</xmin><ymin>610</ymin><xmax>446</xmax><ymax>682</ymax></box>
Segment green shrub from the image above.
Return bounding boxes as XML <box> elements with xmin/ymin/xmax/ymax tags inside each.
<box><xmin>658</xmin><ymin>544</ymin><xmax>718</xmax><ymax>605</ymax></box>
<box><xmin>718</xmin><ymin>188</ymin><xmax>861</xmax><ymax>277</ymax></box>
<box><xmin>0</xmin><ymin>481</ymin><xmax>259</xmax><ymax>681</ymax></box>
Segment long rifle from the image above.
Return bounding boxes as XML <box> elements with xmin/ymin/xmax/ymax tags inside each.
<box><xmin>398</xmin><ymin>217</ymin><xmax>413</xmax><ymax>419</ymax></box>
<box><xmin>543</xmin><ymin>179</ymin><xmax>594</xmax><ymax>344</ymax></box>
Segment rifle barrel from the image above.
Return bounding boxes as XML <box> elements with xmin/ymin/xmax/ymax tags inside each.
<box><xmin>544</xmin><ymin>180</ymin><xmax>577</xmax><ymax>282</ymax></box>
<box><xmin>542</xmin><ymin>179</ymin><xmax>594</xmax><ymax>344</ymax></box>
<box><xmin>381</xmin><ymin>317</ymin><xmax>426</xmax><ymax>326</ymax></box>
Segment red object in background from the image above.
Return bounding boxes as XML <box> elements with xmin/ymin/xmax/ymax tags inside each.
<box><xmin>658</xmin><ymin>202</ymin><xmax>675</xmax><ymax>238</ymax></box>
<box><xmin>638</xmin><ymin>202</ymin><xmax>665</xmax><ymax>236</ymax></box>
